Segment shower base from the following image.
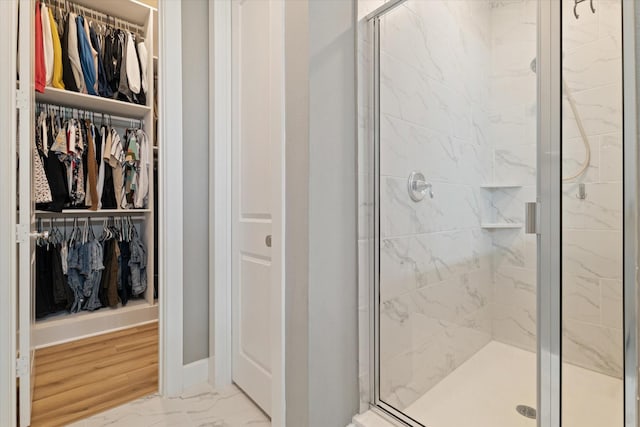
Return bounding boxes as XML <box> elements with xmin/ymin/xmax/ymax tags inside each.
<box><xmin>403</xmin><ymin>341</ymin><xmax>622</xmax><ymax>427</ymax></box>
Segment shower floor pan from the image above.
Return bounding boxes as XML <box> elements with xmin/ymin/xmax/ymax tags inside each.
<box><xmin>403</xmin><ymin>341</ymin><xmax>622</xmax><ymax>427</ymax></box>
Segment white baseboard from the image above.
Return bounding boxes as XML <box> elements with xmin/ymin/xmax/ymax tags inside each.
<box><xmin>183</xmin><ymin>357</ymin><xmax>211</xmax><ymax>389</ymax></box>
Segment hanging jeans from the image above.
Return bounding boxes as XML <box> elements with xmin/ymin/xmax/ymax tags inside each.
<box><xmin>129</xmin><ymin>236</ymin><xmax>147</xmax><ymax>296</ymax></box>
<box><xmin>82</xmin><ymin>239</ymin><xmax>104</xmax><ymax>311</ymax></box>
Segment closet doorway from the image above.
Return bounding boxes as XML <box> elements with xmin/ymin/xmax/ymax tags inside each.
<box><xmin>3</xmin><ymin>0</ymin><xmax>186</xmax><ymax>426</ymax></box>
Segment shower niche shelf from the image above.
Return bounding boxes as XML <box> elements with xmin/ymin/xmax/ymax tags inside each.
<box><xmin>481</xmin><ymin>223</ymin><xmax>523</xmax><ymax>229</ymax></box>
<box><xmin>479</xmin><ymin>184</ymin><xmax>523</xmax><ymax>189</ymax></box>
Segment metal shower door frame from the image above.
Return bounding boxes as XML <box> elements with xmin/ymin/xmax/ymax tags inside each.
<box><xmin>365</xmin><ymin>1</ymin><xmax>565</xmax><ymax>426</ymax></box>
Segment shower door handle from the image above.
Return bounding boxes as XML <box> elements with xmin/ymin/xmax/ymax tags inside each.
<box><xmin>525</xmin><ymin>202</ymin><xmax>538</xmax><ymax>235</ymax></box>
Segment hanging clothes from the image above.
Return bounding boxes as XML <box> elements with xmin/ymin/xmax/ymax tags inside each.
<box><xmin>99</xmin><ymin>237</ymin><xmax>121</xmax><ymax>307</ymax></box>
<box><xmin>83</xmin><ymin>120</ymin><xmax>99</xmax><ymax>210</ymax></box>
<box><xmin>109</xmin><ymin>128</ymin><xmax>125</xmax><ymax>209</ymax></box>
<box><xmin>41</xmin><ymin>3</ymin><xmax>54</xmax><ymax>87</ymax></box>
<box><xmin>48</xmin><ymin>7</ymin><xmax>65</xmax><ymax>89</ymax></box>
<box><xmin>101</xmin><ymin>126</ymin><xmax>117</xmax><ymax>209</ymax></box>
<box><xmin>76</xmin><ymin>15</ymin><xmax>98</xmax><ymax>96</ymax></box>
<box><xmin>89</xmin><ymin>24</ymin><xmax>113</xmax><ymax>98</ymax></box>
<box><xmin>61</xmin><ymin>13</ymin><xmax>79</xmax><ymax>92</ymax></box>
<box><xmin>67</xmin><ymin>12</ymin><xmax>86</xmax><ymax>93</ymax></box>
<box><xmin>103</xmin><ymin>28</ymin><xmax>123</xmax><ymax>95</ymax></box>
<box><xmin>128</xmin><ymin>232</ymin><xmax>147</xmax><ymax>296</ymax></box>
<box><xmin>134</xmin><ymin>129</ymin><xmax>150</xmax><ymax>209</ymax></box>
<box><xmin>34</xmin><ymin>2</ymin><xmax>46</xmax><ymax>93</ymax></box>
<box><xmin>39</xmin><ymin>113</ymin><xmax>69</xmax><ymax>212</ymax></box>
<box><xmin>33</xmin><ymin>114</ymin><xmax>53</xmax><ymax>204</ymax></box>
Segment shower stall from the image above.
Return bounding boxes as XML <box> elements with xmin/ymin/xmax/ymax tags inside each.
<box><xmin>357</xmin><ymin>1</ymin><xmax>637</xmax><ymax>426</ymax></box>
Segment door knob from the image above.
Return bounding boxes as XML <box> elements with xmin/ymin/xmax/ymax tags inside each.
<box><xmin>265</xmin><ymin>235</ymin><xmax>272</xmax><ymax>248</ymax></box>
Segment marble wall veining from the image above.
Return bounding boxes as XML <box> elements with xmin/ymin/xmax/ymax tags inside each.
<box><xmin>561</xmin><ymin>0</ymin><xmax>623</xmax><ymax>378</ymax></box>
<box><xmin>488</xmin><ymin>0</ymin><xmax>538</xmax><ymax>354</ymax></box>
<box><xmin>356</xmin><ymin>0</ymin><xmax>624</xmax><ymax>418</ymax></box>
<box><xmin>377</xmin><ymin>0</ymin><xmax>494</xmax><ymax>410</ymax></box>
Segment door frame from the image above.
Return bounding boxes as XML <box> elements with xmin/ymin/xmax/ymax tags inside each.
<box><xmin>622</xmin><ymin>2</ymin><xmax>639</xmax><ymax>426</ymax></box>
<box><xmin>210</xmin><ymin>1</ymin><xmax>286</xmax><ymax>425</ymax></box>
<box><xmin>157</xmin><ymin>0</ymin><xmax>186</xmax><ymax>398</ymax></box>
<box><xmin>536</xmin><ymin>1</ymin><xmax>562</xmax><ymax>426</ymax></box>
<box><xmin>0</xmin><ymin>1</ymin><xmax>19</xmax><ymax>426</ymax></box>
<box><xmin>0</xmin><ymin>2</ymin><xmax>186</xmax><ymax>425</ymax></box>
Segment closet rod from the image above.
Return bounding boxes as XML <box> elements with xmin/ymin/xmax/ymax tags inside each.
<box><xmin>36</xmin><ymin>103</ymin><xmax>144</xmax><ymax>128</ymax></box>
<box><xmin>46</xmin><ymin>0</ymin><xmax>146</xmax><ymax>38</ymax></box>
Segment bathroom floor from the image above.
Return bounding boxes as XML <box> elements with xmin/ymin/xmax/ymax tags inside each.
<box><xmin>68</xmin><ymin>383</ymin><xmax>270</xmax><ymax>427</ymax></box>
<box><xmin>404</xmin><ymin>341</ymin><xmax>622</xmax><ymax>427</ymax></box>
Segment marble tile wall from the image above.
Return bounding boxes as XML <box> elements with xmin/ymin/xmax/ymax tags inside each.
<box><xmin>376</xmin><ymin>0</ymin><xmax>494</xmax><ymax>410</ymax></box>
<box><xmin>488</xmin><ymin>0</ymin><xmax>538</xmax><ymax>353</ymax></box>
<box><xmin>560</xmin><ymin>0</ymin><xmax>623</xmax><ymax>378</ymax></box>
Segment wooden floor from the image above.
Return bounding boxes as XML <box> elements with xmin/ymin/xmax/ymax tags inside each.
<box><xmin>30</xmin><ymin>322</ymin><xmax>158</xmax><ymax>427</ymax></box>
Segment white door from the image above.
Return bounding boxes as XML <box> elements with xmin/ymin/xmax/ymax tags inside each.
<box><xmin>231</xmin><ymin>0</ymin><xmax>283</xmax><ymax>417</ymax></box>
<box><xmin>17</xmin><ymin>0</ymin><xmax>36</xmax><ymax>425</ymax></box>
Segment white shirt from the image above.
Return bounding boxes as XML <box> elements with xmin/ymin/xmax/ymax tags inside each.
<box><xmin>125</xmin><ymin>32</ymin><xmax>141</xmax><ymax>94</ymax></box>
<box><xmin>67</xmin><ymin>13</ymin><xmax>86</xmax><ymax>93</ymax></box>
<box><xmin>137</xmin><ymin>42</ymin><xmax>148</xmax><ymax>94</ymax></box>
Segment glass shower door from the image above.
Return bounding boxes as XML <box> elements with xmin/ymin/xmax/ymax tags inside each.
<box><xmin>560</xmin><ymin>1</ymin><xmax>624</xmax><ymax>426</ymax></box>
<box><xmin>373</xmin><ymin>1</ymin><xmax>539</xmax><ymax>425</ymax></box>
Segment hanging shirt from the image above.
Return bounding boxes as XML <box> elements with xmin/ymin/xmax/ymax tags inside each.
<box><xmin>134</xmin><ymin>130</ymin><xmax>149</xmax><ymax>209</ymax></box>
<box><xmin>47</xmin><ymin>8</ymin><xmax>64</xmax><ymax>89</ymax></box>
<box><xmin>89</xmin><ymin>24</ymin><xmax>113</xmax><ymax>98</ymax></box>
<box><xmin>61</xmin><ymin>13</ymin><xmax>79</xmax><ymax>92</ymax></box>
<box><xmin>109</xmin><ymin>128</ymin><xmax>125</xmax><ymax>209</ymax></box>
<box><xmin>115</xmin><ymin>30</ymin><xmax>133</xmax><ymax>102</ymax></box>
<box><xmin>82</xmin><ymin>17</ymin><xmax>99</xmax><ymax>94</ymax></box>
<box><xmin>76</xmin><ymin>16</ymin><xmax>97</xmax><ymax>96</ymax></box>
<box><xmin>125</xmin><ymin>32</ymin><xmax>141</xmax><ymax>95</ymax></box>
<box><xmin>34</xmin><ymin>2</ymin><xmax>46</xmax><ymax>93</ymax></box>
<box><xmin>41</xmin><ymin>3</ymin><xmax>54</xmax><ymax>86</ymax></box>
<box><xmin>67</xmin><ymin>13</ymin><xmax>86</xmax><ymax>93</ymax></box>
<box><xmin>136</xmin><ymin>41</ymin><xmax>148</xmax><ymax>95</ymax></box>
<box><xmin>84</xmin><ymin>121</ymin><xmax>99</xmax><ymax>210</ymax></box>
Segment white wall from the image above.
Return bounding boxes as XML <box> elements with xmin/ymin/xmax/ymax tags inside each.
<box><xmin>181</xmin><ymin>0</ymin><xmax>210</xmax><ymax>365</ymax></box>
<box><xmin>307</xmin><ymin>1</ymin><xmax>359</xmax><ymax>425</ymax></box>
<box><xmin>285</xmin><ymin>1</ymin><xmax>360</xmax><ymax>425</ymax></box>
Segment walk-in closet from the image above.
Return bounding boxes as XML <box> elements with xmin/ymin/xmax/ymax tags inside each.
<box><xmin>16</xmin><ymin>0</ymin><xmax>160</xmax><ymax>425</ymax></box>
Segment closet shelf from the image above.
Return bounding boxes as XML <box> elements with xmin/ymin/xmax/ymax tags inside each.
<box><xmin>36</xmin><ymin>87</ymin><xmax>151</xmax><ymax>119</ymax></box>
<box><xmin>479</xmin><ymin>184</ymin><xmax>523</xmax><ymax>189</ymax></box>
<box><xmin>69</xmin><ymin>0</ymin><xmax>153</xmax><ymax>26</ymax></box>
<box><xmin>35</xmin><ymin>209</ymin><xmax>151</xmax><ymax>217</ymax></box>
<box><xmin>481</xmin><ymin>223</ymin><xmax>523</xmax><ymax>229</ymax></box>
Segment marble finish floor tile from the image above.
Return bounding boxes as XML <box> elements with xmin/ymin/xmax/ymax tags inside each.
<box><xmin>69</xmin><ymin>383</ymin><xmax>270</xmax><ymax>427</ymax></box>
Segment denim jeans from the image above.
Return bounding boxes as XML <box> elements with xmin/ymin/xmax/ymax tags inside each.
<box><xmin>129</xmin><ymin>236</ymin><xmax>147</xmax><ymax>296</ymax></box>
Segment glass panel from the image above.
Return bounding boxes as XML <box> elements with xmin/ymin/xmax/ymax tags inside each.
<box><xmin>376</xmin><ymin>1</ymin><xmax>538</xmax><ymax>425</ymax></box>
<box><xmin>561</xmin><ymin>1</ymin><xmax>624</xmax><ymax>425</ymax></box>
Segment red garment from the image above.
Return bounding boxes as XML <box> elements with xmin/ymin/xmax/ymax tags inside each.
<box><xmin>34</xmin><ymin>2</ymin><xmax>45</xmax><ymax>93</ymax></box>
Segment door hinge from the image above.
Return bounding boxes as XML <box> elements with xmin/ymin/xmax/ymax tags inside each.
<box><xmin>16</xmin><ymin>89</ymin><xmax>29</xmax><ymax>110</ymax></box>
<box><xmin>15</xmin><ymin>224</ymin><xmax>28</xmax><ymax>243</ymax></box>
<box><xmin>16</xmin><ymin>356</ymin><xmax>28</xmax><ymax>377</ymax></box>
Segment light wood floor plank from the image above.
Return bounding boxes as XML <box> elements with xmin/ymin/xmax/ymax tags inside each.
<box><xmin>30</xmin><ymin>322</ymin><xmax>159</xmax><ymax>427</ymax></box>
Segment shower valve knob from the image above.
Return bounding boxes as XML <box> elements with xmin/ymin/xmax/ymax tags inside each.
<box><xmin>408</xmin><ymin>171</ymin><xmax>433</xmax><ymax>202</ymax></box>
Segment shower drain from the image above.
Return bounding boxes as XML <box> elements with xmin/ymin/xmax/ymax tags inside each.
<box><xmin>516</xmin><ymin>405</ymin><xmax>537</xmax><ymax>419</ymax></box>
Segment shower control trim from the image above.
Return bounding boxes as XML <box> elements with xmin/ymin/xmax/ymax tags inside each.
<box><xmin>408</xmin><ymin>171</ymin><xmax>434</xmax><ymax>202</ymax></box>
